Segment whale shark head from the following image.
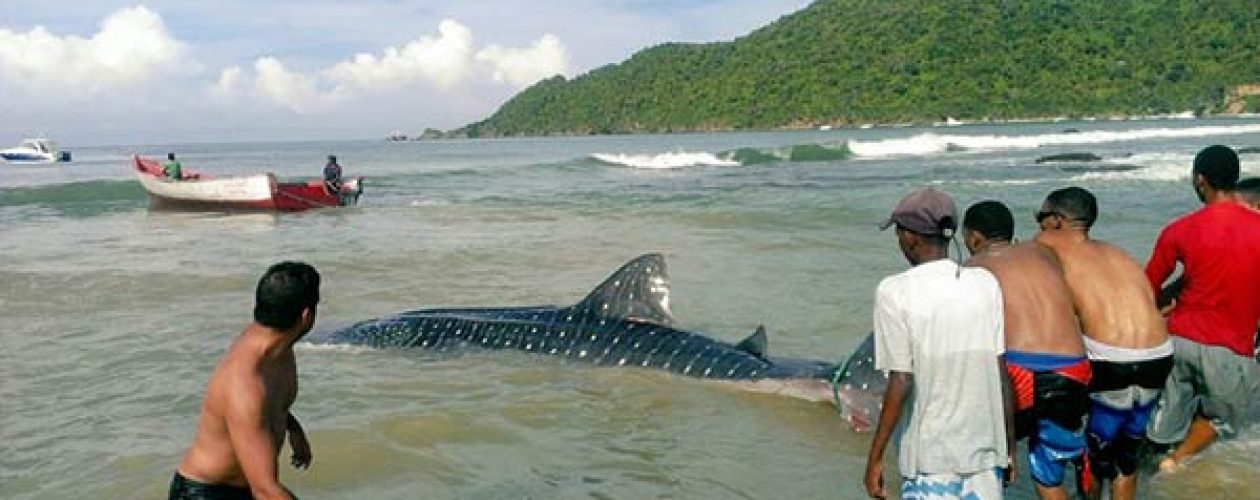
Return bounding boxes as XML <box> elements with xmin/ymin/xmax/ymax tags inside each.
<box><xmin>570</xmin><ymin>253</ymin><xmax>674</xmax><ymax>326</ymax></box>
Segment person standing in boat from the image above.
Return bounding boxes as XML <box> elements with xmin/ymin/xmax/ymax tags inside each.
<box><xmin>323</xmin><ymin>155</ymin><xmax>342</xmax><ymax>195</ymax></box>
<box><xmin>164</xmin><ymin>153</ymin><xmax>184</xmax><ymax>181</ymax></box>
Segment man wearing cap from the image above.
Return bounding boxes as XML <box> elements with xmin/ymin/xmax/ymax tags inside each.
<box><xmin>864</xmin><ymin>187</ymin><xmax>1013</xmax><ymax>500</ymax></box>
<box><xmin>1145</xmin><ymin>145</ymin><xmax>1260</xmax><ymax>473</ymax></box>
<box><xmin>963</xmin><ymin>200</ymin><xmax>1090</xmax><ymax>500</ymax></box>
<box><xmin>1034</xmin><ymin>186</ymin><xmax>1170</xmax><ymax>500</ymax></box>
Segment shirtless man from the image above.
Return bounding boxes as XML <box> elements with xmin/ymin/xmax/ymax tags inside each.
<box><xmin>1146</xmin><ymin>147</ymin><xmax>1260</xmax><ymax>473</ymax></box>
<box><xmin>1034</xmin><ymin>187</ymin><xmax>1172</xmax><ymax>500</ymax></box>
<box><xmin>963</xmin><ymin>200</ymin><xmax>1089</xmax><ymax>500</ymax></box>
<box><xmin>171</xmin><ymin>262</ymin><xmax>320</xmax><ymax>499</ymax></box>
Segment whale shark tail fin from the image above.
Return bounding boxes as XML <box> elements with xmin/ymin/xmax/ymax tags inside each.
<box><xmin>735</xmin><ymin>325</ymin><xmax>769</xmax><ymax>358</ymax></box>
<box><xmin>573</xmin><ymin>253</ymin><xmax>674</xmax><ymax>326</ymax></box>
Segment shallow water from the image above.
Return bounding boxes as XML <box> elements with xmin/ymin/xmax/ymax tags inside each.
<box><xmin>2</xmin><ymin>119</ymin><xmax>1259</xmax><ymax>498</ymax></box>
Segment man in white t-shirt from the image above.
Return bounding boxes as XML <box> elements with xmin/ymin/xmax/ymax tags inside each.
<box><xmin>863</xmin><ymin>187</ymin><xmax>1014</xmax><ymax>500</ymax></box>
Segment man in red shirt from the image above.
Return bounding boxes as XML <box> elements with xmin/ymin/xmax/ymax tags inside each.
<box><xmin>1145</xmin><ymin>145</ymin><xmax>1260</xmax><ymax>471</ymax></box>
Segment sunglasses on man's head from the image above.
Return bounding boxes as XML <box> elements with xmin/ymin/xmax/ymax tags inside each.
<box><xmin>1036</xmin><ymin>210</ymin><xmax>1065</xmax><ymax>223</ymax></box>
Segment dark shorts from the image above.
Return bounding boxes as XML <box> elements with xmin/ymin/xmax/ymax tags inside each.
<box><xmin>1086</xmin><ymin>355</ymin><xmax>1173</xmax><ymax>479</ymax></box>
<box><xmin>1005</xmin><ymin>351</ymin><xmax>1092</xmax><ymax>487</ymax></box>
<box><xmin>168</xmin><ymin>472</ymin><xmax>253</xmax><ymax>500</ymax></box>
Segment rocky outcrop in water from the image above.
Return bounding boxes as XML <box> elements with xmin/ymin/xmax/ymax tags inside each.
<box><xmin>1035</xmin><ymin>152</ymin><xmax>1103</xmax><ymax>163</ymax></box>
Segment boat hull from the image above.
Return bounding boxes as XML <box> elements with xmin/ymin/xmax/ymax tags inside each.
<box><xmin>1</xmin><ymin>150</ymin><xmax>58</xmax><ymax>163</ymax></box>
<box><xmin>133</xmin><ymin>155</ymin><xmax>362</xmax><ymax>212</ymax></box>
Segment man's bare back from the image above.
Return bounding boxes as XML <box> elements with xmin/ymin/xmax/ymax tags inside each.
<box><xmin>171</xmin><ymin>262</ymin><xmax>318</xmax><ymax>500</ymax></box>
<box><xmin>969</xmin><ymin>241</ymin><xmax>1084</xmax><ymax>355</ymax></box>
<box><xmin>178</xmin><ymin>326</ymin><xmax>299</xmax><ymax>488</ymax></box>
<box><xmin>1036</xmin><ymin>232</ymin><xmax>1168</xmax><ymax>349</ymax></box>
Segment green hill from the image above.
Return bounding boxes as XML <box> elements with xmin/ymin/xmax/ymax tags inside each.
<box><xmin>458</xmin><ymin>0</ymin><xmax>1260</xmax><ymax>137</ymax></box>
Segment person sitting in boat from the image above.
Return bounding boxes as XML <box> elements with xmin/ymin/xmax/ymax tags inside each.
<box><xmin>323</xmin><ymin>155</ymin><xmax>343</xmax><ymax>194</ymax></box>
<box><xmin>163</xmin><ymin>153</ymin><xmax>184</xmax><ymax>180</ymax></box>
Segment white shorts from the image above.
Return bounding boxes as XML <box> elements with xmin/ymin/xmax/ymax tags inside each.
<box><xmin>901</xmin><ymin>468</ymin><xmax>1003</xmax><ymax>499</ymax></box>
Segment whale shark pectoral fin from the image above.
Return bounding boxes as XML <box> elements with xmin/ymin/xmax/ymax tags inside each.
<box><xmin>735</xmin><ymin>325</ymin><xmax>769</xmax><ymax>358</ymax></box>
<box><xmin>573</xmin><ymin>253</ymin><xmax>675</xmax><ymax>326</ymax></box>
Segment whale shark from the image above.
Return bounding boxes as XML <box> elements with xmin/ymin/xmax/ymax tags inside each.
<box><xmin>311</xmin><ymin>253</ymin><xmax>886</xmax><ymax>429</ymax></box>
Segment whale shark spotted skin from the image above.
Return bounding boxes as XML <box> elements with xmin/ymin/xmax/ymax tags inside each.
<box><xmin>312</xmin><ymin>254</ymin><xmax>838</xmax><ymax>383</ymax></box>
<box><xmin>312</xmin><ymin>254</ymin><xmax>890</xmax><ymax>425</ymax></box>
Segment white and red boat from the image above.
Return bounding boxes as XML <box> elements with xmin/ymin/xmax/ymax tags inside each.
<box><xmin>133</xmin><ymin>155</ymin><xmax>363</xmax><ymax>211</ymax></box>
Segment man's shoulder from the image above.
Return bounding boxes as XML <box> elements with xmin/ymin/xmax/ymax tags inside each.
<box><xmin>1161</xmin><ymin>207</ymin><xmax>1203</xmax><ymax>231</ymax></box>
<box><xmin>877</xmin><ymin>268</ymin><xmax>912</xmax><ymax>289</ymax></box>
<box><xmin>1171</xmin><ymin>202</ymin><xmax>1244</xmax><ymax>229</ymax></box>
<box><xmin>959</xmin><ymin>267</ymin><xmax>1001</xmax><ymax>296</ymax></box>
<box><xmin>1086</xmin><ymin>240</ymin><xmax>1141</xmax><ymax>267</ymax></box>
<box><xmin>215</xmin><ymin>339</ymin><xmax>268</xmax><ymax>387</ymax></box>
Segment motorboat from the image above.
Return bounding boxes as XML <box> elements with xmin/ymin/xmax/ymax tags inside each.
<box><xmin>1</xmin><ymin>138</ymin><xmax>71</xmax><ymax>163</ymax></box>
<box><xmin>132</xmin><ymin>155</ymin><xmax>363</xmax><ymax>211</ymax></box>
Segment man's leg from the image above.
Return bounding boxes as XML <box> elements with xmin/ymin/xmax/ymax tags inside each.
<box><xmin>1159</xmin><ymin>416</ymin><xmax>1216</xmax><ymax>471</ymax></box>
<box><xmin>1034</xmin><ymin>482</ymin><xmax>1070</xmax><ymax>500</ymax></box>
<box><xmin>1111</xmin><ymin>472</ymin><xmax>1137</xmax><ymax>500</ymax></box>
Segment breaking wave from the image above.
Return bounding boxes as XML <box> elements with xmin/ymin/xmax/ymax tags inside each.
<box><xmin>590</xmin><ymin>152</ymin><xmax>739</xmax><ymax>169</ymax></box>
<box><xmin>590</xmin><ymin>143</ymin><xmax>852</xmax><ymax>169</ymax></box>
<box><xmin>848</xmin><ymin>123</ymin><xmax>1260</xmax><ymax>158</ymax></box>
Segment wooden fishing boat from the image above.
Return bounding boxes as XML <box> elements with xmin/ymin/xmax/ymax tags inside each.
<box><xmin>133</xmin><ymin>155</ymin><xmax>363</xmax><ymax>211</ymax></box>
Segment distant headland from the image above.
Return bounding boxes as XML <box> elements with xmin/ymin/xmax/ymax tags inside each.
<box><xmin>397</xmin><ymin>0</ymin><xmax>1260</xmax><ymax>139</ymax></box>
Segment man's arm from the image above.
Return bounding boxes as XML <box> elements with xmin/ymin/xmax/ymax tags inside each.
<box><xmin>865</xmin><ymin>371</ymin><xmax>911</xmax><ymax>500</ymax></box>
<box><xmin>225</xmin><ymin>380</ymin><xmax>293</xmax><ymax>500</ymax></box>
<box><xmin>1157</xmin><ymin>276</ymin><xmax>1185</xmax><ymax>313</ymax></box>
<box><xmin>287</xmin><ymin>413</ymin><xmax>312</xmax><ymax>469</ymax></box>
<box><xmin>1145</xmin><ymin>227</ymin><xmax>1178</xmax><ymax>293</ymax></box>
<box><xmin>999</xmin><ymin>356</ymin><xmax>1016</xmax><ymax>486</ymax></box>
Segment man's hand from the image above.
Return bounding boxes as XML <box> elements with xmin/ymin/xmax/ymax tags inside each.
<box><xmin>289</xmin><ymin>429</ymin><xmax>312</xmax><ymax>469</ymax></box>
<box><xmin>287</xmin><ymin>413</ymin><xmax>312</xmax><ymax>469</ymax></box>
<box><xmin>864</xmin><ymin>460</ymin><xmax>886</xmax><ymax>499</ymax></box>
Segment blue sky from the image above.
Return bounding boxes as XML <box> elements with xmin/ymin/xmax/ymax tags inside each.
<box><xmin>0</xmin><ymin>1</ymin><xmax>811</xmax><ymax>145</ymax></box>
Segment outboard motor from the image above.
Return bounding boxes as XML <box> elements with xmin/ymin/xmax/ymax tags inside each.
<box><xmin>339</xmin><ymin>178</ymin><xmax>364</xmax><ymax>206</ymax></box>
<box><xmin>57</xmin><ymin>151</ymin><xmax>71</xmax><ymax>162</ymax></box>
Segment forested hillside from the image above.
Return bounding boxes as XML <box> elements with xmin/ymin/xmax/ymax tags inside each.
<box><xmin>459</xmin><ymin>0</ymin><xmax>1260</xmax><ymax>137</ymax></box>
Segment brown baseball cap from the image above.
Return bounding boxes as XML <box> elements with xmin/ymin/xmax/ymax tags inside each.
<box><xmin>879</xmin><ymin>187</ymin><xmax>958</xmax><ymax>235</ymax></box>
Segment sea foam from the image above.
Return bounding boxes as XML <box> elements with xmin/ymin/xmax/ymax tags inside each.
<box><xmin>591</xmin><ymin>152</ymin><xmax>739</xmax><ymax>169</ymax></box>
<box><xmin>848</xmin><ymin>123</ymin><xmax>1260</xmax><ymax>159</ymax></box>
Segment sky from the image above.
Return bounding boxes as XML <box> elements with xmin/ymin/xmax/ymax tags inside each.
<box><xmin>0</xmin><ymin>1</ymin><xmax>812</xmax><ymax>145</ymax></box>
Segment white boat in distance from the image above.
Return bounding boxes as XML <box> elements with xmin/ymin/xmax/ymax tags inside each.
<box><xmin>0</xmin><ymin>138</ymin><xmax>71</xmax><ymax>163</ymax></box>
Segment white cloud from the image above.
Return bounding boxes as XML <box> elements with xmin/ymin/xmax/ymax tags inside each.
<box><xmin>0</xmin><ymin>6</ymin><xmax>190</xmax><ymax>98</ymax></box>
<box><xmin>327</xmin><ymin>19</ymin><xmax>476</xmax><ymax>91</ymax></box>
<box><xmin>0</xmin><ymin>1</ymin><xmax>808</xmax><ymax>142</ymax></box>
<box><xmin>255</xmin><ymin>57</ymin><xmax>339</xmax><ymax>113</ymax></box>
<box><xmin>211</xmin><ymin>19</ymin><xmax>571</xmax><ymax>114</ymax></box>
<box><xmin>476</xmin><ymin>34</ymin><xmax>570</xmax><ymax>88</ymax></box>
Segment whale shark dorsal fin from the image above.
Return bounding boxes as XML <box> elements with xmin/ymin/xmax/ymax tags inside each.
<box><xmin>573</xmin><ymin>253</ymin><xmax>674</xmax><ymax>326</ymax></box>
<box><xmin>735</xmin><ymin>325</ymin><xmax>768</xmax><ymax>358</ymax></box>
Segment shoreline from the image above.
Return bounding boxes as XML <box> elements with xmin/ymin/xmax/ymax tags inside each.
<box><xmin>398</xmin><ymin>112</ymin><xmax>1260</xmax><ymax>141</ymax></box>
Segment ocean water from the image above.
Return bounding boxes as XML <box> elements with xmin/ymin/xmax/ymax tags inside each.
<box><xmin>2</xmin><ymin>118</ymin><xmax>1259</xmax><ymax>499</ymax></box>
